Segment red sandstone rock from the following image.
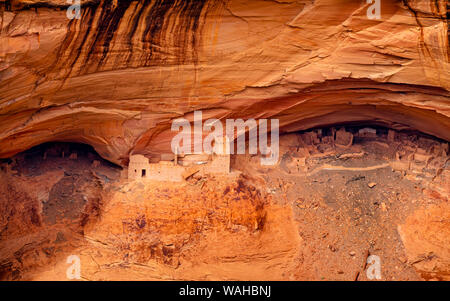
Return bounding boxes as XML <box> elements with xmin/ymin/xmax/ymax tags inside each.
<box><xmin>398</xmin><ymin>204</ymin><xmax>450</xmax><ymax>280</ymax></box>
<box><xmin>0</xmin><ymin>0</ymin><xmax>449</xmax><ymax>282</ymax></box>
<box><xmin>0</xmin><ymin>0</ymin><xmax>448</xmax><ymax>165</ymax></box>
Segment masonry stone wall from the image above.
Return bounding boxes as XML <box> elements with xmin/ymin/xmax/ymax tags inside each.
<box><xmin>146</xmin><ymin>162</ymin><xmax>184</xmax><ymax>182</ymax></box>
<box><xmin>128</xmin><ymin>136</ymin><xmax>231</xmax><ymax>182</ymax></box>
<box><xmin>128</xmin><ymin>154</ymin><xmax>185</xmax><ymax>182</ymax></box>
<box><xmin>128</xmin><ymin>154</ymin><xmax>150</xmax><ymax>180</ymax></box>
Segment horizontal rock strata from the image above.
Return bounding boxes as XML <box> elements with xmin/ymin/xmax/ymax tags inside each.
<box><xmin>0</xmin><ymin>0</ymin><xmax>448</xmax><ymax>165</ymax></box>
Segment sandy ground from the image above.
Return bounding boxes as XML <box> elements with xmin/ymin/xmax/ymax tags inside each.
<box><xmin>0</xmin><ymin>128</ymin><xmax>449</xmax><ymax>281</ymax></box>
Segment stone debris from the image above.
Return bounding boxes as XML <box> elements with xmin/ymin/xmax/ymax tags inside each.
<box><xmin>368</xmin><ymin>182</ymin><xmax>377</xmax><ymax>188</ymax></box>
<box><xmin>274</xmin><ymin>127</ymin><xmax>448</xmax><ymax>185</ymax></box>
<box><xmin>272</xmin><ymin>127</ymin><xmax>449</xmax><ymax>190</ymax></box>
<box><xmin>182</xmin><ymin>167</ymin><xmax>200</xmax><ymax>180</ymax></box>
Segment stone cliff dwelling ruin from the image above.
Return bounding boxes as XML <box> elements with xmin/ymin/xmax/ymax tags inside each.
<box><xmin>128</xmin><ymin>137</ymin><xmax>231</xmax><ymax>182</ymax></box>
<box><xmin>0</xmin><ymin>0</ymin><xmax>448</xmax><ymax>282</ymax></box>
<box><xmin>276</xmin><ymin>126</ymin><xmax>449</xmax><ymax>187</ymax></box>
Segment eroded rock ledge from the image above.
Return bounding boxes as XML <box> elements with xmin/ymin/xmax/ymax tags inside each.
<box><xmin>0</xmin><ymin>0</ymin><xmax>449</xmax><ymax>165</ymax></box>
<box><xmin>1</xmin><ymin>125</ymin><xmax>448</xmax><ymax>280</ymax></box>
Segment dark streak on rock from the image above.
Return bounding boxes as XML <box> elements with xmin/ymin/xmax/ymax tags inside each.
<box><xmin>52</xmin><ymin>0</ymin><xmax>218</xmax><ymax>79</ymax></box>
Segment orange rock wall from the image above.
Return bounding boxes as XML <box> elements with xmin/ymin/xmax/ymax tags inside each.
<box><xmin>0</xmin><ymin>0</ymin><xmax>448</xmax><ymax>165</ymax></box>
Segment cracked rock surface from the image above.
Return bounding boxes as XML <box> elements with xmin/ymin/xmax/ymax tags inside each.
<box><xmin>0</xmin><ymin>0</ymin><xmax>448</xmax><ymax>165</ymax></box>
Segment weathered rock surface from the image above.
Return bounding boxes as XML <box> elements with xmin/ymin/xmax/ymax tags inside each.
<box><xmin>0</xmin><ymin>0</ymin><xmax>448</xmax><ymax>165</ymax></box>
<box><xmin>398</xmin><ymin>203</ymin><xmax>450</xmax><ymax>280</ymax></box>
<box><xmin>0</xmin><ymin>126</ymin><xmax>448</xmax><ymax>280</ymax></box>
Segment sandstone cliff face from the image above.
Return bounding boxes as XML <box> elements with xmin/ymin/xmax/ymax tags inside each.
<box><xmin>1</xmin><ymin>127</ymin><xmax>448</xmax><ymax>281</ymax></box>
<box><xmin>398</xmin><ymin>203</ymin><xmax>450</xmax><ymax>280</ymax></box>
<box><xmin>0</xmin><ymin>0</ymin><xmax>448</xmax><ymax>165</ymax></box>
<box><xmin>1</xmin><ymin>0</ymin><xmax>449</xmax><ymax>282</ymax></box>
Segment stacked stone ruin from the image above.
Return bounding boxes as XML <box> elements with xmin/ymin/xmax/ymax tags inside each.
<box><xmin>128</xmin><ymin>136</ymin><xmax>231</xmax><ymax>182</ymax></box>
<box><xmin>281</xmin><ymin>127</ymin><xmax>449</xmax><ymax>183</ymax></box>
